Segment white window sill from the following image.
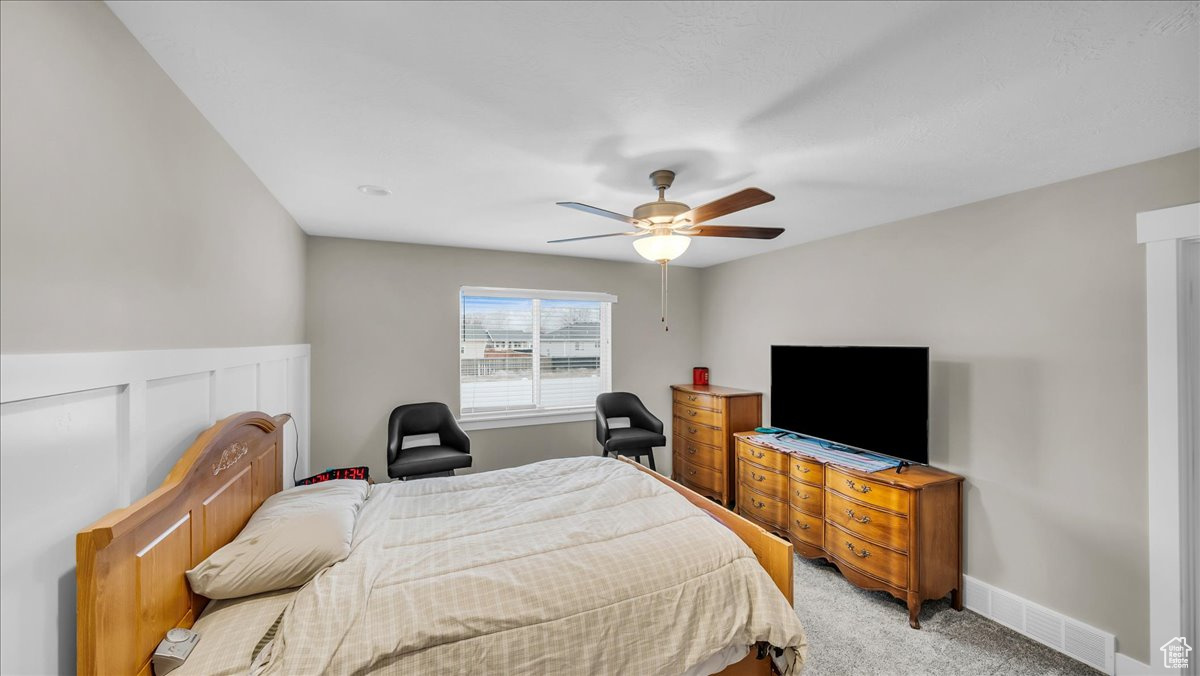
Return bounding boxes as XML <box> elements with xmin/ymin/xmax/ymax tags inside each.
<box><xmin>458</xmin><ymin>408</ymin><xmax>594</xmax><ymax>431</ymax></box>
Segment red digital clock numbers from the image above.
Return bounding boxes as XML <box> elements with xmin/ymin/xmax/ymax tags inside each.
<box><xmin>297</xmin><ymin>466</ymin><xmax>370</xmax><ymax>486</ymax></box>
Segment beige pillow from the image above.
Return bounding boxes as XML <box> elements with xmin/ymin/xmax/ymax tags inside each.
<box><xmin>186</xmin><ymin>479</ymin><xmax>369</xmax><ymax>599</ymax></box>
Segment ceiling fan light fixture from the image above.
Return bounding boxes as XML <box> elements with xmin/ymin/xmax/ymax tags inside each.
<box><xmin>553</xmin><ymin>171</ymin><xmax>780</xmax><ymax>330</ymax></box>
<box><xmin>633</xmin><ymin>233</ymin><xmax>691</xmax><ymax>262</ymax></box>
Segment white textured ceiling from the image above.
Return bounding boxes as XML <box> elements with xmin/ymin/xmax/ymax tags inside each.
<box><xmin>108</xmin><ymin>1</ymin><xmax>1198</xmax><ymax>267</ymax></box>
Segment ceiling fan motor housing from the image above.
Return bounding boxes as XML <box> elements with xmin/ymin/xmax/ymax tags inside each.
<box><xmin>633</xmin><ymin>200</ymin><xmax>689</xmax><ymax>223</ymax></box>
<box><xmin>552</xmin><ymin>169</ymin><xmax>779</xmax><ymax>240</ymax></box>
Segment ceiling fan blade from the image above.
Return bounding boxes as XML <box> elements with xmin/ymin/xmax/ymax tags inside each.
<box><xmin>556</xmin><ymin>202</ymin><xmax>646</xmax><ymax>226</ymax></box>
<box><xmin>547</xmin><ymin>231</ymin><xmax>643</xmax><ymax>244</ymax></box>
<box><xmin>683</xmin><ymin>225</ymin><xmax>784</xmax><ymax>240</ymax></box>
<box><xmin>673</xmin><ymin>188</ymin><xmax>775</xmax><ymax>226</ymax></box>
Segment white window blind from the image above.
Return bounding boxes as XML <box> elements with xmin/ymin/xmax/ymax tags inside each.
<box><xmin>459</xmin><ymin>288</ymin><xmax>614</xmax><ymax>420</ymax></box>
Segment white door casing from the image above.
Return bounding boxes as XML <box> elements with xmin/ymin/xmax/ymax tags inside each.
<box><xmin>1138</xmin><ymin>202</ymin><xmax>1199</xmax><ymax>672</ymax></box>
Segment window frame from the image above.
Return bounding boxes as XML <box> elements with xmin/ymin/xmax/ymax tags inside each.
<box><xmin>457</xmin><ymin>286</ymin><xmax>616</xmax><ymax>430</ymax></box>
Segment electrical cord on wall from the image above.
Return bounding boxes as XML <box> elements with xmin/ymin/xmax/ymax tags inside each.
<box><xmin>281</xmin><ymin>413</ymin><xmax>303</xmax><ymax>486</ymax></box>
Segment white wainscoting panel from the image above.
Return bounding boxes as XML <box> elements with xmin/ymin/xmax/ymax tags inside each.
<box><xmin>214</xmin><ymin>363</ymin><xmax>258</xmax><ymax>419</ymax></box>
<box><xmin>145</xmin><ymin>372</ymin><xmax>211</xmax><ymax>495</ymax></box>
<box><xmin>258</xmin><ymin>360</ymin><xmax>288</xmax><ymax>416</ymax></box>
<box><xmin>0</xmin><ymin>344</ymin><xmax>309</xmax><ymax>676</ymax></box>
<box><xmin>285</xmin><ymin>354</ymin><xmax>310</xmax><ymax>481</ymax></box>
<box><xmin>0</xmin><ymin>387</ymin><xmax>125</xmax><ymax>676</ymax></box>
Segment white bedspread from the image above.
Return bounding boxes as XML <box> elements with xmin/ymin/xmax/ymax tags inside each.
<box><xmin>252</xmin><ymin>456</ymin><xmax>807</xmax><ymax>675</ymax></box>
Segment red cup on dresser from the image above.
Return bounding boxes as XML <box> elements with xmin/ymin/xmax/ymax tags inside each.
<box><xmin>692</xmin><ymin>367</ymin><xmax>709</xmax><ymax>386</ymax></box>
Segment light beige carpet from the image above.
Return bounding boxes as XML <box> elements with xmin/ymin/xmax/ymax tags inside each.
<box><xmin>792</xmin><ymin>555</ymin><xmax>1103</xmax><ymax>675</ymax></box>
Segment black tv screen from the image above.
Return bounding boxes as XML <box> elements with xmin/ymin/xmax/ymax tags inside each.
<box><xmin>770</xmin><ymin>345</ymin><xmax>929</xmax><ymax>464</ymax></box>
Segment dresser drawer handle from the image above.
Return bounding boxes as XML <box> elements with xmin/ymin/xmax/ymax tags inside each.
<box><xmin>688</xmin><ymin>395</ymin><xmax>698</xmax><ymax>401</ymax></box>
<box><xmin>846</xmin><ymin>541</ymin><xmax>871</xmax><ymax>558</ymax></box>
<box><xmin>794</xmin><ymin>521</ymin><xmax>811</xmax><ymax>531</ymax></box>
<box><xmin>748</xmin><ymin>449</ymin><xmax>765</xmax><ymax>459</ymax></box>
<box><xmin>845</xmin><ymin>508</ymin><xmax>871</xmax><ymax>524</ymax></box>
<box><xmin>795</xmin><ymin>490</ymin><xmax>810</xmax><ymax>500</ymax></box>
<box><xmin>687</xmin><ymin>409</ymin><xmax>698</xmax><ymax>417</ymax></box>
<box><xmin>846</xmin><ymin>479</ymin><xmax>872</xmax><ymax>494</ymax></box>
<box><xmin>794</xmin><ymin>464</ymin><xmax>810</xmax><ymax>474</ymax></box>
<box><xmin>686</xmin><ymin>446</ymin><xmax>697</xmax><ymax>455</ymax></box>
<box><xmin>750</xmin><ymin>499</ymin><xmax>766</xmax><ymax>509</ymax></box>
<box><xmin>686</xmin><ymin>469</ymin><xmax>698</xmax><ymax>477</ymax></box>
<box><xmin>687</xmin><ymin>426</ymin><xmax>699</xmax><ymax>434</ymax></box>
<box><xmin>750</xmin><ymin>471</ymin><xmax>767</xmax><ymax>482</ymax></box>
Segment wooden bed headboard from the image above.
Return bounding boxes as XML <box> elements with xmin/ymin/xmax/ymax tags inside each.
<box><xmin>76</xmin><ymin>412</ymin><xmax>287</xmax><ymax>676</ymax></box>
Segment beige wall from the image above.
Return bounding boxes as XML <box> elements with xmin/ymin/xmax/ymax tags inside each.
<box><xmin>3</xmin><ymin>1</ymin><xmax>1193</xmax><ymax>663</ymax></box>
<box><xmin>0</xmin><ymin>1</ymin><xmax>305</xmax><ymax>353</ymax></box>
<box><xmin>698</xmin><ymin>149</ymin><xmax>1199</xmax><ymax>661</ymax></box>
<box><xmin>306</xmin><ymin>236</ymin><xmax>702</xmax><ymax>479</ymax></box>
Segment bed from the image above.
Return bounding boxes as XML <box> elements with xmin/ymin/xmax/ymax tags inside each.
<box><xmin>76</xmin><ymin>412</ymin><xmax>806</xmax><ymax>675</ymax></box>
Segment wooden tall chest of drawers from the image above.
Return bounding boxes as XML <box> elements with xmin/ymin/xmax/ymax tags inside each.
<box><xmin>670</xmin><ymin>385</ymin><xmax>762</xmax><ymax>506</ymax></box>
<box><xmin>735</xmin><ymin>432</ymin><xmax>964</xmax><ymax>628</ymax></box>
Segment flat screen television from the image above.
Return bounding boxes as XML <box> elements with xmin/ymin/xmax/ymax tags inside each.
<box><xmin>770</xmin><ymin>345</ymin><xmax>929</xmax><ymax>464</ymax></box>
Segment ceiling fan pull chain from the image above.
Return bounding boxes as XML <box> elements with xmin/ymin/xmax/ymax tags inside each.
<box><xmin>661</xmin><ymin>261</ymin><xmax>669</xmax><ymax>332</ymax></box>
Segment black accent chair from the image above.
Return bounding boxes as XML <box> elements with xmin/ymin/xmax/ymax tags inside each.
<box><xmin>595</xmin><ymin>392</ymin><xmax>666</xmax><ymax>470</ymax></box>
<box><xmin>387</xmin><ymin>402</ymin><xmax>473</xmax><ymax>480</ymax></box>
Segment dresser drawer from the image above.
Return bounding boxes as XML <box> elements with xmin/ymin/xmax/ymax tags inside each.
<box><xmin>826</xmin><ymin>522</ymin><xmax>908</xmax><ymax>589</ymax></box>
<box><xmin>673</xmin><ymin>402</ymin><xmax>721</xmax><ymax>427</ymax></box>
<box><xmin>825</xmin><ymin>467</ymin><xmax>910</xmax><ymax>515</ymax></box>
<box><xmin>789</xmin><ymin>457</ymin><xmax>823</xmax><ymax>486</ymax></box>
<box><xmin>789</xmin><ymin>507</ymin><xmax>823</xmax><ymax>547</ymax></box>
<box><xmin>825</xmin><ymin>490</ymin><xmax>909</xmax><ymax>552</ymax></box>
<box><xmin>672</xmin><ymin>389</ymin><xmax>723</xmax><ymax>412</ymax></box>
<box><xmin>675</xmin><ymin>418</ymin><xmax>724</xmax><ymax>447</ymax></box>
<box><xmin>739</xmin><ymin>461</ymin><xmax>788</xmax><ymax>499</ymax></box>
<box><xmin>675</xmin><ymin>435</ymin><xmax>723</xmax><ymax>471</ymax></box>
<box><xmin>789</xmin><ymin>482</ymin><xmax>823</xmax><ymax>516</ymax></box>
<box><xmin>739</xmin><ymin>487</ymin><xmax>788</xmax><ymax>528</ymax></box>
<box><xmin>736</xmin><ymin>441</ymin><xmax>789</xmax><ymax>473</ymax></box>
<box><xmin>679</xmin><ymin>459</ymin><xmax>723</xmax><ymax>495</ymax></box>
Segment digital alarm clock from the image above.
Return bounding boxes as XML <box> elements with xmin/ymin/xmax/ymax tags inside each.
<box><xmin>297</xmin><ymin>466</ymin><xmax>369</xmax><ymax>485</ymax></box>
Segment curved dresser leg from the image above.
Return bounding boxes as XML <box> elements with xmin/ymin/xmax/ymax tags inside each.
<box><xmin>907</xmin><ymin>596</ymin><xmax>922</xmax><ymax>629</ymax></box>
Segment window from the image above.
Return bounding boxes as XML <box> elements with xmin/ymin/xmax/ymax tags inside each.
<box><xmin>459</xmin><ymin>286</ymin><xmax>615</xmax><ymax>428</ymax></box>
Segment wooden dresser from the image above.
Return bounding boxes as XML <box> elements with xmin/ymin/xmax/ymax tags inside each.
<box><xmin>735</xmin><ymin>432</ymin><xmax>963</xmax><ymax>628</ymax></box>
<box><xmin>669</xmin><ymin>385</ymin><xmax>762</xmax><ymax>506</ymax></box>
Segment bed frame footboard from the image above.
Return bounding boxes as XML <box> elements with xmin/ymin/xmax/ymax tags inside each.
<box><xmin>616</xmin><ymin>456</ymin><xmax>794</xmax><ymax>675</ymax></box>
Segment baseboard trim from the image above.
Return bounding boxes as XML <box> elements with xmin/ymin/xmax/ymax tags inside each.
<box><xmin>1115</xmin><ymin>652</ymin><xmax>1153</xmax><ymax>676</ymax></box>
<box><xmin>962</xmin><ymin>574</ymin><xmax>1115</xmax><ymax>674</ymax></box>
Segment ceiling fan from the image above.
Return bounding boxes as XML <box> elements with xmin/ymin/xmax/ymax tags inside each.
<box><xmin>550</xmin><ymin>169</ymin><xmax>783</xmax><ymax>330</ymax></box>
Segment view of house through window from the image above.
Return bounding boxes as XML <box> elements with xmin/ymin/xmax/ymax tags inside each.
<box><xmin>460</xmin><ymin>288</ymin><xmax>613</xmax><ymax>417</ymax></box>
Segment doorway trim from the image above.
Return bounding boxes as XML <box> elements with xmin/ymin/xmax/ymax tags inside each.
<box><xmin>1138</xmin><ymin>202</ymin><xmax>1199</xmax><ymax>671</ymax></box>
